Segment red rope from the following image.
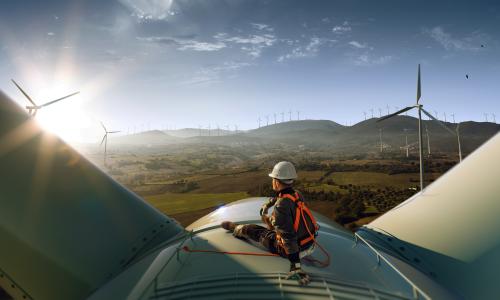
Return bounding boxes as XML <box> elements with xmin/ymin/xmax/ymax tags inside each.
<box><xmin>182</xmin><ymin>242</ymin><xmax>331</xmax><ymax>268</ymax></box>
<box><xmin>182</xmin><ymin>246</ymin><xmax>280</xmax><ymax>257</ymax></box>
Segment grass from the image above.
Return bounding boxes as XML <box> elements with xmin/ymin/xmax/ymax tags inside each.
<box><xmin>324</xmin><ymin>171</ymin><xmax>421</xmax><ymax>188</ymax></box>
<box><xmin>144</xmin><ymin>192</ymin><xmax>249</xmax><ymax>215</ymax></box>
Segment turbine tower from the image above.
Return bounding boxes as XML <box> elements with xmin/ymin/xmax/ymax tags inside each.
<box><xmin>456</xmin><ymin>123</ymin><xmax>463</xmax><ymax>162</ymax></box>
<box><xmin>11</xmin><ymin>79</ymin><xmax>79</xmax><ymax>116</ymax></box>
<box><xmin>386</xmin><ymin>105</ymin><xmax>390</xmax><ymax>115</ymax></box>
<box><xmin>363</xmin><ymin>111</ymin><xmax>367</xmax><ymax>120</ymax></box>
<box><xmin>288</xmin><ymin>110</ymin><xmax>292</xmax><ymax>121</ymax></box>
<box><xmin>451</xmin><ymin>113</ymin><xmax>455</xmax><ymax>123</ymax></box>
<box><xmin>425</xmin><ymin>124</ymin><xmax>431</xmax><ymax>157</ymax></box>
<box><xmin>100</xmin><ymin>122</ymin><xmax>120</xmax><ymax>165</ymax></box>
<box><xmin>492</xmin><ymin>113</ymin><xmax>497</xmax><ymax>123</ymax></box>
<box><xmin>266</xmin><ymin>115</ymin><xmax>269</xmax><ymax>126</ymax></box>
<box><xmin>258</xmin><ymin>117</ymin><xmax>261</xmax><ymax>128</ymax></box>
<box><xmin>403</xmin><ymin>128</ymin><xmax>410</xmax><ymax>158</ymax></box>
<box><xmin>484</xmin><ymin>113</ymin><xmax>489</xmax><ymax>122</ymax></box>
<box><xmin>370</xmin><ymin>108</ymin><xmax>374</xmax><ymax>118</ymax></box>
<box><xmin>377</xmin><ymin>64</ymin><xmax>454</xmax><ymax>191</ymax></box>
<box><xmin>274</xmin><ymin>113</ymin><xmax>277</xmax><ymax>124</ymax></box>
<box><xmin>297</xmin><ymin>111</ymin><xmax>300</xmax><ymax>121</ymax></box>
<box><xmin>281</xmin><ymin>112</ymin><xmax>284</xmax><ymax>122</ymax></box>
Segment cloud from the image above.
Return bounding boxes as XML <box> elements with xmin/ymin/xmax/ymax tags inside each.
<box><xmin>348</xmin><ymin>41</ymin><xmax>367</xmax><ymax>49</ymax></box>
<box><xmin>278</xmin><ymin>37</ymin><xmax>336</xmax><ymax>62</ymax></box>
<box><xmin>181</xmin><ymin>61</ymin><xmax>254</xmax><ymax>86</ymax></box>
<box><xmin>353</xmin><ymin>53</ymin><xmax>393</xmax><ymax>66</ymax></box>
<box><xmin>137</xmin><ymin>36</ymin><xmax>226</xmax><ymax>51</ymax></box>
<box><xmin>47</xmin><ymin>32</ymin><xmax>55</xmax><ymax>36</ymax></box>
<box><xmin>251</xmin><ymin>23</ymin><xmax>274</xmax><ymax>32</ymax></box>
<box><xmin>119</xmin><ymin>0</ymin><xmax>176</xmax><ymax>21</ymax></box>
<box><xmin>332</xmin><ymin>21</ymin><xmax>351</xmax><ymax>34</ymax></box>
<box><xmin>424</xmin><ymin>26</ymin><xmax>483</xmax><ymax>51</ymax></box>
<box><xmin>215</xmin><ymin>33</ymin><xmax>277</xmax><ymax>58</ymax></box>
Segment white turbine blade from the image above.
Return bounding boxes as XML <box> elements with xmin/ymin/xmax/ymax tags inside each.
<box><xmin>11</xmin><ymin>79</ymin><xmax>37</xmax><ymax>106</ymax></box>
<box><xmin>108</xmin><ymin>131</ymin><xmax>120</xmax><ymax>133</ymax></box>
<box><xmin>377</xmin><ymin>106</ymin><xmax>414</xmax><ymax>122</ymax></box>
<box><xmin>100</xmin><ymin>134</ymin><xmax>107</xmax><ymax>146</ymax></box>
<box><xmin>417</xmin><ymin>64</ymin><xmax>421</xmax><ymax>104</ymax></box>
<box><xmin>41</xmin><ymin>91</ymin><xmax>79</xmax><ymax>107</ymax></box>
<box><xmin>100</xmin><ymin>121</ymin><xmax>107</xmax><ymax>132</ymax></box>
<box><xmin>421</xmin><ymin>108</ymin><xmax>456</xmax><ymax>136</ymax></box>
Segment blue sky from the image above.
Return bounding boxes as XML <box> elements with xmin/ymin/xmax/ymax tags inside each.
<box><xmin>0</xmin><ymin>0</ymin><xmax>499</xmax><ymax>142</ymax></box>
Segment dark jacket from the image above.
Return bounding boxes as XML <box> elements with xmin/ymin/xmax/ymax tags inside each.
<box><xmin>268</xmin><ymin>187</ymin><xmax>316</xmax><ymax>256</ymax></box>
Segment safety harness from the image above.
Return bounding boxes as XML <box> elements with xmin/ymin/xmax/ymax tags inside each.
<box><xmin>275</xmin><ymin>191</ymin><xmax>319</xmax><ymax>249</ymax></box>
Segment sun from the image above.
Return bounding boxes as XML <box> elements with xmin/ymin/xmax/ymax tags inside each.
<box><xmin>33</xmin><ymin>86</ymin><xmax>93</xmax><ymax>143</ymax></box>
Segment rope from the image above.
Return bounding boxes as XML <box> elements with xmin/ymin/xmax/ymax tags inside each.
<box><xmin>182</xmin><ymin>246</ymin><xmax>280</xmax><ymax>257</ymax></box>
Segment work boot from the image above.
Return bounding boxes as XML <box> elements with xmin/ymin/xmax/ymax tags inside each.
<box><xmin>221</xmin><ymin>221</ymin><xmax>236</xmax><ymax>232</ymax></box>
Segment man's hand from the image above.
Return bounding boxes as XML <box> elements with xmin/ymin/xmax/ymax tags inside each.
<box><xmin>286</xmin><ymin>263</ymin><xmax>310</xmax><ymax>285</ymax></box>
<box><xmin>259</xmin><ymin>202</ymin><xmax>270</xmax><ymax>216</ymax></box>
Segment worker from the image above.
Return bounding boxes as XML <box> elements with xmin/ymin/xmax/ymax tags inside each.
<box><xmin>221</xmin><ymin>161</ymin><xmax>319</xmax><ymax>285</ymax></box>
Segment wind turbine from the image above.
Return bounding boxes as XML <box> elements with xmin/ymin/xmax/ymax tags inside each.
<box><xmin>297</xmin><ymin>111</ymin><xmax>300</xmax><ymax>121</ymax></box>
<box><xmin>370</xmin><ymin>108</ymin><xmax>374</xmax><ymax>118</ymax></box>
<box><xmin>11</xmin><ymin>79</ymin><xmax>79</xmax><ymax>116</ymax></box>
<box><xmin>266</xmin><ymin>115</ymin><xmax>269</xmax><ymax>126</ymax></box>
<box><xmin>363</xmin><ymin>111</ymin><xmax>367</xmax><ymax>120</ymax></box>
<box><xmin>281</xmin><ymin>112</ymin><xmax>284</xmax><ymax>122</ymax></box>
<box><xmin>425</xmin><ymin>125</ymin><xmax>431</xmax><ymax>157</ymax></box>
<box><xmin>274</xmin><ymin>113</ymin><xmax>277</xmax><ymax>124</ymax></box>
<box><xmin>484</xmin><ymin>113</ymin><xmax>489</xmax><ymax>122</ymax></box>
<box><xmin>456</xmin><ymin>123</ymin><xmax>463</xmax><ymax>162</ymax></box>
<box><xmin>258</xmin><ymin>117</ymin><xmax>261</xmax><ymax>128</ymax></box>
<box><xmin>386</xmin><ymin>105</ymin><xmax>390</xmax><ymax>115</ymax></box>
<box><xmin>288</xmin><ymin>110</ymin><xmax>292</xmax><ymax>121</ymax></box>
<box><xmin>378</xmin><ymin>64</ymin><xmax>454</xmax><ymax>191</ymax></box>
<box><xmin>403</xmin><ymin>128</ymin><xmax>410</xmax><ymax>158</ymax></box>
<box><xmin>492</xmin><ymin>113</ymin><xmax>497</xmax><ymax>123</ymax></box>
<box><xmin>451</xmin><ymin>113</ymin><xmax>456</xmax><ymax>124</ymax></box>
<box><xmin>100</xmin><ymin>122</ymin><xmax>120</xmax><ymax>165</ymax></box>
<box><xmin>379</xmin><ymin>128</ymin><xmax>383</xmax><ymax>153</ymax></box>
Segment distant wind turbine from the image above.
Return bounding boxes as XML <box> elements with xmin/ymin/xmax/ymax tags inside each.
<box><xmin>258</xmin><ymin>117</ymin><xmax>261</xmax><ymax>128</ymax></box>
<box><xmin>281</xmin><ymin>112</ymin><xmax>284</xmax><ymax>122</ymax></box>
<box><xmin>274</xmin><ymin>113</ymin><xmax>277</xmax><ymax>124</ymax></box>
<box><xmin>386</xmin><ymin>105</ymin><xmax>390</xmax><ymax>115</ymax></box>
<box><xmin>297</xmin><ymin>111</ymin><xmax>300</xmax><ymax>121</ymax></box>
<box><xmin>484</xmin><ymin>113</ymin><xmax>489</xmax><ymax>122</ymax></box>
<box><xmin>363</xmin><ymin>111</ymin><xmax>367</xmax><ymax>120</ymax></box>
<box><xmin>456</xmin><ymin>123</ymin><xmax>462</xmax><ymax>162</ymax></box>
<box><xmin>451</xmin><ymin>113</ymin><xmax>455</xmax><ymax>124</ymax></box>
<box><xmin>288</xmin><ymin>110</ymin><xmax>292</xmax><ymax>121</ymax></box>
<box><xmin>11</xmin><ymin>79</ymin><xmax>79</xmax><ymax>116</ymax></box>
<box><xmin>492</xmin><ymin>113</ymin><xmax>497</xmax><ymax>123</ymax></box>
<box><xmin>100</xmin><ymin>122</ymin><xmax>120</xmax><ymax>165</ymax></box>
<box><xmin>378</xmin><ymin>108</ymin><xmax>382</xmax><ymax>117</ymax></box>
<box><xmin>266</xmin><ymin>115</ymin><xmax>269</xmax><ymax>126</ymax></box>
<box><xmin>377</xmin><ymin>64</ymin><xmax>455</xmax><ymax>191</ymax></box>
<box><xmin>425</xmin><ymin>125</ymin><xmax>431</xmax><ymax>157</ymax></box>
<box><xmin>370</xmin><ymin>108</ymin><xmax>374</xmax><ymax>118</ymax></box>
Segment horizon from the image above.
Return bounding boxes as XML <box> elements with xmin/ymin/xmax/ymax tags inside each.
<box><xmin>1</xmin><ymin>0</ymin><xmax>499</xmax><ymax>143</ymax></box>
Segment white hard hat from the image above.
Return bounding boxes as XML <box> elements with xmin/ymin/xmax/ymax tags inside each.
<box><xmin>269</xmin><ymin>161</ymin><xmax>297</xmax><ymax>183</ymax></box>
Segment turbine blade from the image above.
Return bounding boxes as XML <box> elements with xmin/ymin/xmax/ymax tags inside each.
<box><xmin>417</xmin><ymin>64</ymin><xmax>421</xmax><ymax>103</ymax></box>
<box><xmin>421</xmin><ymin>108</ymin><xmax>456</xmax><ymax>136</ymax></box>
<box><xmin>100</xmin><ymin>121</ymin><xmax>107</xmax><ymax>132</ymax></box>
<box><xmin>377</xmin><ymin>106</ymin><xmax>414</xmax><ymax>122</ymax></box>
<box><xmin>108</xmin><ymin>131</ymin><xmax>120</xmax><ymax>133</ymax></box>
<box><xmin>11</xmin><ymin>79</ymin><xmax>36</xmax><ymax>106</ymax></box>
<box><xmin>41</xmin><ymin>91</ymin><xmax>79</xmax><ymax>107</ymax></box>
<box><xmin>100</xmin><ymin>134</ymin><xmax>107</xmax><ymax>146</ymax></box>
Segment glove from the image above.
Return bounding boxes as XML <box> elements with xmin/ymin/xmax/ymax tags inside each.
<box><xmin>286</xmin><ymin>263</ymin><xmax>310</xmax><ymax>285</ymax></box>
<box><xmin>260</xmin><ymin>197</ymin><xmax>277</xmax><ymax>216</ymax></box>
<box><xmin>259</xmin><ymin>203</ymin><xmax>270</xmax><ymax>216</ymax></box>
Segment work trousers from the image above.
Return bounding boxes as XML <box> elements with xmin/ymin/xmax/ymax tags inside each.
<box><xmin>239</xmin><ymin>224</ymin><xmax>288</xmax><ymax>258</ymax></box>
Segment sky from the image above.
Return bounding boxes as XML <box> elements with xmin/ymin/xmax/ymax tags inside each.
<box><xmin>0</xmin><ymin>0</ymin><xmax>499</xmax><ymax>142</ymax></box>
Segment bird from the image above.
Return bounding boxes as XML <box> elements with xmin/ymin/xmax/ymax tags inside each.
<box><xmin>481</xmin><ymin>44</ymin><xmax>485</xmax><ymax>48</ymax></box>
<box><xmin>466</xmin><ymin>74</ymin><xmax>469</xmax><ymax>79</ymax></box>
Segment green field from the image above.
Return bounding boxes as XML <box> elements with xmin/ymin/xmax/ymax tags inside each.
<box><xmin>145</xmin><ymin>192</ymin><xmax>249</xmax><ymax>215</ymax></box>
